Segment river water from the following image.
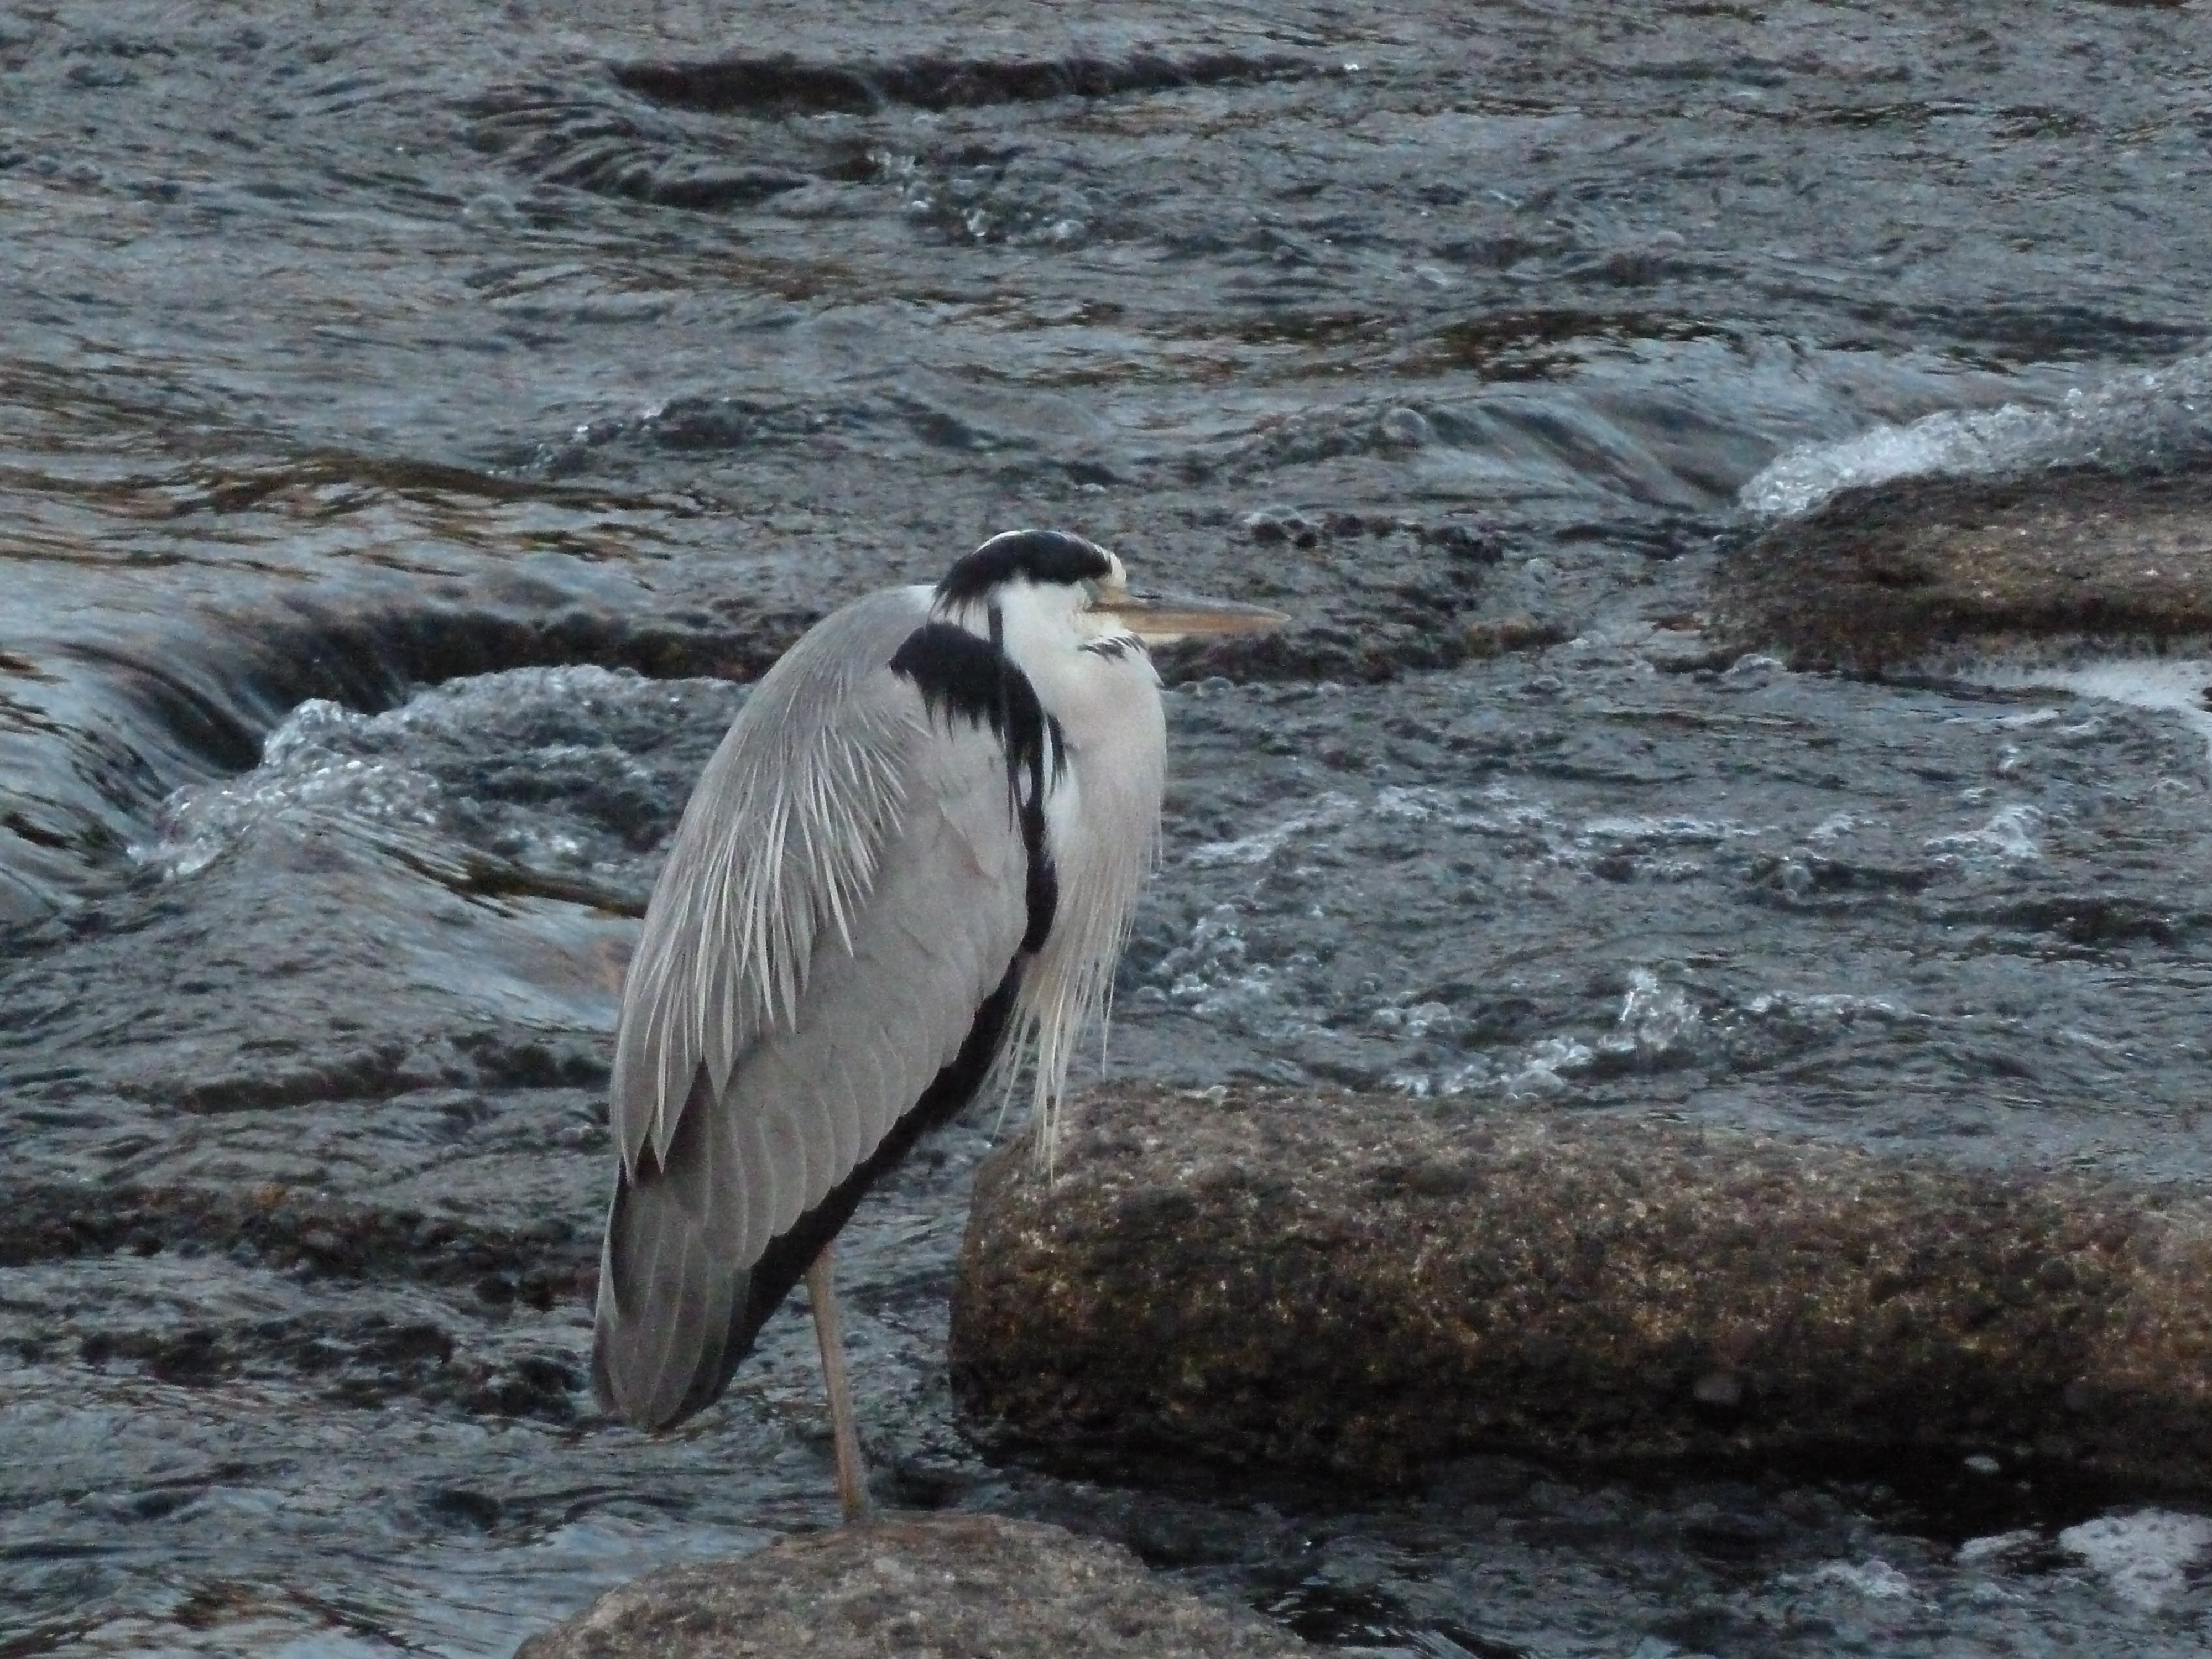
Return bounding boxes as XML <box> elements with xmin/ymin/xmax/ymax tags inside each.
<box><xmin>4</xmin><ymin>1</ymin><xmax>2212</xmax><ymax>1653</ymax></box>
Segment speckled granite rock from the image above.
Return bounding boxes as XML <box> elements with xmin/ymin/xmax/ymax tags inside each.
<box><xmin>511</xmin><ymin>1514</ymin><xmax>1307</xmax><ymax>1658</ymax></box>
<box><xmin>951</xmin><ymin>1083</ymin><xmax>2212</xmax><ymax>1490</ymax></box>
<box><xmin>1709</xmin><ymin>467</ymin><xmax>2212</xmax><ymax>671</ymax></box>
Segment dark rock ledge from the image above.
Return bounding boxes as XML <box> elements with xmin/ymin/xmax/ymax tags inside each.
<box><xmin>514</xmin><ymin>1514</ymin><xmax>1304</xmax><ymax>1659</ymax></box>
<box><xmin>1708</xmin><ymin>466</ymin><xmax>2212</xmax><ymax>672</ymax></box>
<box><xmin>951</xmin><ymin>1083</ymin><xmax>2212</xmax><ymax>1493</ymax></box>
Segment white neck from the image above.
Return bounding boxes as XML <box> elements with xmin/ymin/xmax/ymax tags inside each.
<box><xmin>937</xmin><ymin>578</ymin><xmax>1166</xmax><ymax>1170</ymax></box>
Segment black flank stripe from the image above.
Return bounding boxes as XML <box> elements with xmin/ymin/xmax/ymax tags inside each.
<box><xmin>889</xmin><ymin>621</ymin><xmax>1060</xmax><ymax>953</ymax></box>
<box><xmin>708</xmin><ymin>963</ymin><xmax>1026</xmax><ymax>1396</ymax></box>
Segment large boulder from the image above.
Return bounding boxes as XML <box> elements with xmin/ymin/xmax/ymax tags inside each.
<box><xmin>513</xmin><ymin>1513</ymin><xmax>1306</xmax><ymax>1659</ymax></box>
<box><xmin>951</xmin><ymin>1083</ymin><xmax>2212</xmax><ymax>1490</ymax></box>
<box><xmin>1708</xmin><ymin>466</ymin><xmax>2212</xmax><ymax>671</ymax></box>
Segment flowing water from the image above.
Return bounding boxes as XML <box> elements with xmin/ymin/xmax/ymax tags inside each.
<box><xmin>5</xmin><ymin>1</ymin><xmax>2212</xmax><ymax>1652</ymax></box>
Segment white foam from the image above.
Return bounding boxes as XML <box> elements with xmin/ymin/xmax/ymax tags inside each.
<box><xmin>1187</xmin><ymin>792</ymin><xmax>1359</xmax><ymax>867</ymax></box>
<box><xmin>2058</xmin><ymin>1509</ymin><xmax>2212</xmax><ymax>1611</ymax></box>
<box><xmin>1610</xmin><ymin>968</ymin><xmax>1700</xmax><ymax>1060</ymax></box>
<box><xmin>1957</xmin><ymin>1528</ymin><xmax>2041</xmax><ymax>1566</ymax></box>
<box><xmin>1159</xmin><ymin>904</ymin><xmax>1302</xmax><ymax>1036</ymax></box>
<box><xmin>1374</xmin><ymin>784</ymin><xmax>1459</xmax><ymax>821</ymax></box>
<box><xmin>1579</xmin><ymin>814</ymin><xmax>1767</xmax><ymax>847</ymax></box>
<box><xmin>1923</xmin><ymin>802</ymin><xmax>2043</xmax><ymax>864</ymax></box>
<box><xmin>1743</xmin><ymin>989</ymin><xmax>1920</xmax><ymax>1028</ymax></box>
<box><xmin>1965</xmin><ymin>657</ymin><xmax>2212</xmax><ymax>771</ymax></box>
<box><xmin>137</xmin><ymin>735</ymin><xmax>440</xmax><ymax>879</ymax></box>
<box><xmin>1501</xmin><ymin>1035</ymin><xmax>1595</xmax><ymax>1099</ymax></box>
<box><xmin>1742</xmin><ymin>351</ymin><xmax>2212</xmax><ymax>519</ymax></box>
<box><xmin>1744</xmin><ymin>404</ymin><xmax>2059</xmax><ymax>518</ymax></box>
<box><xmin>1806</xmin><ymin>810</ymin><xmax>1872</xmax><ymax>843</ymax></box>
<box><xmin>1804</xmin><ymin>1558</ymin><xmax>1917</xmax><ymax>1601</ymax></box>
<box><xmin>134</xmin><ymin>665</ymin><xmax>660</xmax><ymax>878</ymax></box>
<box><xmin>1370</xmin><ymin>1000</ymin><xmax>1456</xmax><ymax>1040</ymax></box>
<box><xmin>1386</xmin><ymin>972</ymin><xmax>1698</xmax><ymax>1102</ymax></box>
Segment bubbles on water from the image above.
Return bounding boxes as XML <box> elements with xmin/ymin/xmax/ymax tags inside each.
<box><xmin>138</xmin><ymin>702</ymin><xmax>442</xmax><ymax>878</ymax></box>
<box><xmin>1187</xmin><ymin>792</ymin><xmax>1359</xmax><ymax>867</ymax></box>
<box><xmin>1500</xmin><ymin>1035</ymin><xmax>1596</xmax><ymax>1099</ymax></box>
<box><xmin>1485</xmin><ymin>971</ymin><xmax>1703</xmax><ymax>1100</ymax></box>
<box><xmin>1807</xmin><ymin>810</ymin><xmax>1872</xmax><ymax>843</ymax></box>
<box><xmin>1743</xmin><ymin>350</ymin><xmax>2212</xmax><ymax>517</ymax></box>
<box><xmin>1611</xmin><ymin>968</ymin><xmax>1701</xmax><ymax>1062</ymax></box>
<box><xmin>1371</xmin><ymin>1000</ymin><xmax>1455</xmax><ymax>1040</ymax></box>
<box><xmin>1745</xmin><ymin>405</ymin><xmax>2063</xmax><ymax>518</ymax></box>
<box><xmin>1956</xmin><ymin>1527</ymin><xmax>2043</xmax><ymax>1567</ymax></box>
<box><xmin>1580</xmin><ymin>813</ymin><xmax>1765</xmax><ymax>848</ymax></box>
<box><xmin>2057</xmin><ymin>1510</ymin><xmax>2212</xmax><ymax>1612</ymax></box>
<box><xmin>1709</xmin><ymin>988</ymin><xmax>1932</xmax><ymax>1078</ymax></box>
<box><xmin>1963</xmin><ymin>657</ymin><xmax>2212</xmax><ymax>775</ymax></box>
<box><xmin>1719</xmin><ymin>653</ymin><xmax>1787</xmax><ymax>691</ymax></box>
<box><xmin>133</xmin><ymin>665</ymin><xmax>729</xmax><ymax>885</ymax></box>
<box><xmin>1379</xmin><ymin>406</ymin><xmax>1432</xmax><ymax>447</ymax></box>
<box><xmin>1153</xmin><ymin>905</ymin><xmax>1305</xmax><ymax>1039</ymax></box>
<box><xmin>1161</xmin><ymin>780</ymin><xmax>1786</xmax><ymax>1095</ymax></box>
<box><xmin>1742</xmin><ymin>989</ymin><xmax>1917</xmax><ymax>1028</ymax></box>
<box><xmin>1799</xmin><ymin>1557</ymin><xmax>1918</xmax><ymax>1601</ymax></box>
<box><xmin>1374</xmin><ymin>784</ymin><xmax>1460</xmax><ymax>822</ymax></box>
<box><xmin>1923</xmin><ymin>803</ymin><xmax>2043</xmax><ymax>867</ymax></box>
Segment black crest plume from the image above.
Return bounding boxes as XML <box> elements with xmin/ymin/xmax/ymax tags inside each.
<box><xmin>936</xmin><ymin>530</ymin><xmax>1113</xmax><ymax>603</ymax></box>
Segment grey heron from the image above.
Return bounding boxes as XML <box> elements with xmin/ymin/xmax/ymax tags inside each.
<box><xmin>590</xmin><ymin>530</ymin><xmax>1285</xmax><ymax>1520</ymax></box>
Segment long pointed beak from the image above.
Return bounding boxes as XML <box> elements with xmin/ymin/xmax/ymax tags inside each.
<box><xmin>1097</xmin><ymin>591</ymin><xmax>1291</xmax><ymax>646</ymax></box>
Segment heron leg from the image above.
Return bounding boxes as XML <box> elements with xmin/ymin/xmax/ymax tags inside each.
<box><xmin>805</xmin><ymin>1241</ymin><xmax>872</xmax><ymax>1525</ymax></box>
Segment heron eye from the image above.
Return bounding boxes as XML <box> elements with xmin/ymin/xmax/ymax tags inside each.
<box><xmin>1079</xmin><ymin>578</ymin><xmax>1100</xmax><ymax>604</ymax></box>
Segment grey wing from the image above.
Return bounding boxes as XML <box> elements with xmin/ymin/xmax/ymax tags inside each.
<box><xmin>591</xmin><ymin>592</ymin><xmax>1031</xmax><ymax>1430</ymax></box>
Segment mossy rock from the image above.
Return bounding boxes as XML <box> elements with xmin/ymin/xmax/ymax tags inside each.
<box><xmin>952</xmin><ymin>1083</ymin><xmax>2212</xmax><ymax>1490</ymax></box>
<box><xmin>514</xmin><ymin>1513</ymin><xmax>1307</xmax><ymax>1658</ymax></box>
<box><xmin>1710</xmin><ymin>467</ymin><xmax>2212</xmax><ymax>672</ymax></box>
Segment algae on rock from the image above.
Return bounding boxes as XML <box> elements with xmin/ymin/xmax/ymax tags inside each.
<box><xmin>952</xmin><ymin>1083</ymin><xmax>2212</xmax><ymax>1491</ymax></box>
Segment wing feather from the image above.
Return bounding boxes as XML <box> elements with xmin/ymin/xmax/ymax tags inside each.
<box><xmin>762</xmin><ymin>1106</ymin><xmax>809</xmax><ymax>1239</ymax></box>
<box><xmin>609</xmin><ymin>590</ymin><xmax>924</xmax><ymax>1171</ymax></box>
<box><xmin>593</xmin><ymin>589</ymin><xmax>1035</xmax><ymax>1429</ymax></box>
<box><xmin>724</xmin><ymin>1107</ymin><xmax>769</xmax><ymax>1278</ymax></box>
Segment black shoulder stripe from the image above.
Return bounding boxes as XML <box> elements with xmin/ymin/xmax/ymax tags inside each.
<box><xmin>937</xmin><ymin>530</ymin><xmax>1114</xmax><ymax>603</ymax></box>
<box><xmin>889</xmin><ymin>620</ymin><xmax>1011</xmax><ymax>730</ymax></box>
<box><xmin>889</xmin><ymin>621</ymin><xmax>1060</xmax><ymax>952</ymax></box>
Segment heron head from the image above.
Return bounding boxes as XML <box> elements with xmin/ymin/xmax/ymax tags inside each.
<box><xmin>935</xmin><ymin>529</ymin><xmax>1288</xmax><ymax>650</ymax></box>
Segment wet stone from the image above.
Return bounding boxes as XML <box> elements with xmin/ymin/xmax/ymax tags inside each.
<box><xmin>952</xmin><ymin>1082</ymin><xmax>2212</xmax><ymax>1492</ymax></box>
<box><xmin>1711</xmin><ymin>467</ymin><xmax>2212</xmax><ymax>672</ymax></box>
<box><xmin>1461</xmin><ymin>614</ymin><xmax>1571</xmax><ymax>658</ymax></box>
<box><xmin>513</xmin><ymin>1514</ymin><xmax>1305</xmax><ymax>1659</ymax></box>
<box><xmin>1241</xmin><ymin>508</ymin><xmax>1319</xmax><ymax>549</ymax></box>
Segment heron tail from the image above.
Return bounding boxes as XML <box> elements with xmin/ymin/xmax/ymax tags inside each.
<box><xmin>590</xmin><ymin>1082</ymin><xmax>748</xmax><ymax>1432</ymax></box>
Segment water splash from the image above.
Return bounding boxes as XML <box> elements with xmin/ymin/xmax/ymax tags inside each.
<box><xmin>1187</xmin><ymin>792</ymin><xmax>1359</xmax><ymax>867</ymax></box>
<box><xmin>1742</xmin><ymin>351</ymin><xmax>2212</xmax><ymax>518</ymax></box>
<box><xmin>1962</xmin><ymin>658</ymin><xmax>2212</xmax><ymax>775</ymax></box>
<box><xmin>1923</xmin><ymin>804</ymin><xmax>2043</xmax><ymax>867</ymax></box>
<box><xmin>133</xmin><ymin>666</ymin><xmax>715</xmax><ymax>881</ymax></box>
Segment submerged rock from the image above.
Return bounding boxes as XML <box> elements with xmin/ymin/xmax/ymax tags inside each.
<box><xmin>512</xmin><ymin>1514</ymin><xmax>1305</xmax><ymax>1658</ymax></box>
<box><xmin>951</xmin><ymin>1083</ymin><xmax>2212</xmax><ymax>1491</ymax></box>
<box><xmin>1710</xmin><ymin>467</ymin><xmax>2212</xmax><ymax>671</ymax></box>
